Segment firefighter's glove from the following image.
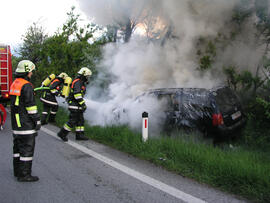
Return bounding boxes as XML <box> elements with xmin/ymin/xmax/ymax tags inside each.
<box><xmin>35</xmin><ymin>120</ymin><xmax>41</xmax><ymax>131</ymax></box>
<box><xmin>81</xmin><ymin>103</ymin><xmax>87</xmax><ymax>112</ymax></box>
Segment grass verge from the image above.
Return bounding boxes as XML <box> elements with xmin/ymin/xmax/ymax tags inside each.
<box><xmin>37</xmin><ymin>100</ymin><xmax>270</xmax><ymax>203</ymax></box>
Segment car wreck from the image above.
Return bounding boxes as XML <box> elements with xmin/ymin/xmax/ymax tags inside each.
<box><xmin>114</xmin><ymin>86</ymin><xmax>247</xmax><ymax>141</ymax></box>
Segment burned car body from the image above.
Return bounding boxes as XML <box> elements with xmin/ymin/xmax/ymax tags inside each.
<box><xmin>119</xmin><ymin>86</ymin><xmax>246</xmax><ymax>139</ymax></box>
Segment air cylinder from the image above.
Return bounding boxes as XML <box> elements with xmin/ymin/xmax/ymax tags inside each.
<box><xmin>42</xmin><ymin>74</ymin><xmax>55</xmax><ymax>87</ymax></box>
<box><xmin>62</xmin><ymin>76</ymin><xmax>72</xmax><ymax>98</ymax></box>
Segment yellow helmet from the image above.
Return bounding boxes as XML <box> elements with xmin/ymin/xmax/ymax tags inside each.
<box><xmin>78</xmin><ymin>67</ymin><xmax>92</xmax><ymax>77</ymax></box>
<box><xmin>58</xmin><ymin>72</ymin><xmax>68</xmax><ymax>80</ymax></box>
<box><xmin>16</xmin><ymin>60</ymin><xmax>35</xmax><ymax>73</ymax></box>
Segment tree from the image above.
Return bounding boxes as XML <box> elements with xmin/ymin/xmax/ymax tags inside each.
<box><xmin>17</xmin><ymin>7</ymin><xmax>106</xmax><ymax>86</ymax></box>
<box><xmin>41</xmin><ymin>7</ymin><xmax>107</xmax><ymax>78</ymax></box>
<box><xmin>18</xmin><ymin>22</ymin><xmax>48</xmax><ymax>64</ymax></box>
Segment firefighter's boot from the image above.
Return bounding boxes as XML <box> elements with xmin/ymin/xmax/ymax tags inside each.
<box><xmin>57</xmin><ymin>128</ymin><xmax>69</xmax><ymax>142</ymax></box>
<box><xmin>76</xmin><ymin>132</ymin><xmax>89</xmax><ymax>141</ymax></box>
<box><xmin>48</xmin><ymin>113</ymin><xmax>56</xmax><ymax>123</ymax></box>
<box><xmin>13</xmin><ymin>157</ymin><xmax>20</xmax><ymax>177</ymax></box>
<box><xmin>17</xmin><ymin>161</ymin><xmax>39</xmax><ymax>182</ymax></box>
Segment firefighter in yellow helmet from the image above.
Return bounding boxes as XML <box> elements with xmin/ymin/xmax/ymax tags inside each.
<box><xmin>57</xmin><ymin>67</ymin><xmax>92</xmax><ymax>141</ymax></box>
<box><xmin>40</xmin><ymin>72</ymin><xmax>68</xmax><ymax>125</ymax></box>
<box><xmin>9</xmin><ymin>60</ymin><xmax>41</xmax><ymax>182</ymax></box>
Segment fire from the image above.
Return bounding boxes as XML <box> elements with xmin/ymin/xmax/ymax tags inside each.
<box><xmin>134</xmin><ymin>17</ymin><xmax>168</xmax><ymax>39</ymax></box>
<box><xmin>135</xmin><ymin>23</ymin><xmax>147</xmax><ymax>36</ymax></box>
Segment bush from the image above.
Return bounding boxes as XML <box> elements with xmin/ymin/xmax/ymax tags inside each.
<box><xmin>240</xmin><ymin>96</ymin><xmax>270</xmax><ymax>150</ymax></box>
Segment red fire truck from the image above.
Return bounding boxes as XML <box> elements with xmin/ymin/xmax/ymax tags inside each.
<box><xmin>0</xmin><ymin>44</ymin><xmax>12</xmax><ymax>129</ymax></box>
<box><xmin>0</xmin><ymin>44</ymin><xmax>12</xmax><ymax>104</ymax></box>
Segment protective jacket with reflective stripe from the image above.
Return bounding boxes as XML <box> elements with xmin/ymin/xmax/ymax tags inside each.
<box><xmin>67</xmin><ymin>77</ymin><xmax>86</xmax><ymax>111</ymax></box>
<box><xmin>40</xmin><ymin>78</ymin><xmax>63</xmax><ymax>106</ymax></box>
<box><xmin>10</xmin><ymin>78</ymin><xmax>40</xmax><ymax>134</ymax></box>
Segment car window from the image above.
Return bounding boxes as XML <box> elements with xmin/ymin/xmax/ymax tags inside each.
<box><xmin>156</xmin><ymin>93</ymin><xmax>179</xmax><ymax>111</ymax></box>
<box><xmin>213</xmin><ymin>87</ymin><xmax>239</xmax><ymax>112</ymax></box>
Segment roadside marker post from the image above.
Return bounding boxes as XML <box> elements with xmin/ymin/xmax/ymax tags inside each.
<box><xmin>142</xmin><ymin>112</ymin><xmax>148</xmax><ymax>142</ymax></box>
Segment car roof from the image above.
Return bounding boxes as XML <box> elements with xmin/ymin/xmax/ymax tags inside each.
<box><xmin>146</xmin><ymin>87</ymin><xmax>208</xmax><ymax>94</ymax></box>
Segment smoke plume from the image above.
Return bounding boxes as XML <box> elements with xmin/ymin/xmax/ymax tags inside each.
<box><xmin>77</xmin><ymin>0</ymin><xmax>263</xmax><ymax>133</ymax></box>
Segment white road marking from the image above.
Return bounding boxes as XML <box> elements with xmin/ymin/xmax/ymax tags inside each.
<box><xmin>41</xmin><ymin>127</ymin><xmax>206</xmax><ymax>203</ymax></box>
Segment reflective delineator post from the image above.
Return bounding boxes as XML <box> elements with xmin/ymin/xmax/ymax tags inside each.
<box><xmin>142</xmin><ymin>112</ymin><xmax>148</xmax><ymax>142</ymax></box>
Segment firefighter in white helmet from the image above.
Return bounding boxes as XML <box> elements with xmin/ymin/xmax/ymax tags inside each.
<box><xmin>57</xmin><ymin>67</ymin><xmax>92</xmax><ymax>141</ymax></box>
<box><xmin>40</xmin><ymin>72</ymin><xmax>68</xmax><ymax>125</ymax></box>
<box><xmin>9</xmin><ymin>60</ymin><xmax>41</xmax><ymax>182</ymax></box>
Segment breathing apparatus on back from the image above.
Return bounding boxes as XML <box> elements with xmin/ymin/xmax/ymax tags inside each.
<box><xmin>61</xmin><ymin>76</ymin><xmax>72</xmax><ymax>98</ymax></box>
<box><xmin>42</xmin><ymin>74</ymin><xmax>56</xmax><ymax>87</ymax></box>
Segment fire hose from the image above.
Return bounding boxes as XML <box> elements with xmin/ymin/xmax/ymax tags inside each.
<box><xmin>34</xmin><ymin>87</ymin><xmax>50</xmax><ymax>92</ymax></box>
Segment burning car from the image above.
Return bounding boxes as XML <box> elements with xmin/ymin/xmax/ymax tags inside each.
<box><xmin>114</xmin><ymin>86</ymin><xmax>246</xmax><ymax>140</ymax></box>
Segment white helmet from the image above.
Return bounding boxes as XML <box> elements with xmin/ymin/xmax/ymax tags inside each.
<box><xmin>58</xmin><ymin>72</ymin><xmax>68</xmax><ymax>80</ymax></box>
<box><xmin>78</xmin><ymin>67</ymin><xmax>92</xmax><ymax>77</ymax></box>
<box><xmin>16</xmin><ymin>60</ymin><xmax>36</xmax><ymax>73</ymax></box>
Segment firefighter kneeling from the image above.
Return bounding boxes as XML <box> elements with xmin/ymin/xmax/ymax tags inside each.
<box><xmin>40</xmin><ymin>72</ymin><xmax>69</xmax><ymax>125</ymax></box>
<box><xmin>57</xmin><ymin>67</ymin><xmax>92</xmax><ymax>141</ymax></box>
<box><xmin>9</xmin><ymin>60</ymin><xmax>41</xmax><ymax>182</ymax></box>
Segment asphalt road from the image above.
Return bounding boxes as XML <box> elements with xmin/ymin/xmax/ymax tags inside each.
<box><xmin>0</xmin><ymin>112</ymin><xmax>249</xmax><ymax>203</ymax></box>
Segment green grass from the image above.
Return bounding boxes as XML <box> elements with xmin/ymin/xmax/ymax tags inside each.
<box><xmin>86</xmin><ymin>127</ymin><xmax>270</xmax><ymax>202</ymax></box>
<box><xmin>37</xmin><ymin>100</ymin><xmax>270</xmax><ymax>202</ymax></box>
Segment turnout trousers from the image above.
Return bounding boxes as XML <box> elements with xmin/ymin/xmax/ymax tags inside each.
<box><xmin>41</xmin><ymin>103</ymin><xmax>58</xmax><ymax>124</ymax></box>
<box><xmin>13</xmin><ymin>134</ymin><xmax>36</xmax><ymax>177</ymax></box>
<box><xmin>57</xmin><ymin>110</ymin><xmax>88</xmax><ymax>141</ymax></box>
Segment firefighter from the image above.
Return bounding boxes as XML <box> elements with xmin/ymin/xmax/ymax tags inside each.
<box><xmin>9</xmin><ymin>60</ymin><xmax>41</xmax><ymax>182</ymax></box>
<box><xmin>57</xmin><ymin>67</ymin><xmax>92</xmax><ymax>141</ymax></box>
<box><xmin>40</xmin><ymin>72</ymin><xmax>68</xmax><ymax>125</ymax></box>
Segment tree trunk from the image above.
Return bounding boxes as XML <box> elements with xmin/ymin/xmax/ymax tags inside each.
<box><xmin>124</xmin><ymin>20</ymin><xmax>132</xmax><ymax>43</ymax></box>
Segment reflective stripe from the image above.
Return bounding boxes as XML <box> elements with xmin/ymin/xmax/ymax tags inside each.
<box><xmin>26</xmin><ymin>106</ymin><xmax>38</xmax><ymax>114</ymax></box>
<box><xmin>50</xmin><ymin>111</ymin><xmax>57</xmax><ymax>114</ymax></box>
<box><xmin>13</xmin><ymin>153</ymin><xmax>20</xmax><ymax>158</ymax></box>
<box><xmin>27</xmin><ymin>110</ymin><xmax>38</xmax><ymax>114</ymax></box>
<box><xmin>50</xmin><ymin>89</ymin><xmax>57</xmax><ymax>93</ymax></box>
<box><xmin>64</xmin><ymin>124</ymin><xmax>72</xmax><ymax>131</ymax></box>
<box><xmin>15</xmin><ymin>96</ymin><xmax>19</xmax><ymax>106</ymax></box>
<box><xmin>68</xmin><ymin>106</ymin><xmax>80</xmax><ymax>110</ymax></box>
<box><xmin>20</xmin><ymin>157</ymin><xmax>33</xmax><ymax>161</ymax></box>
<box><xmin>26</xmin><ymin>106</ymin><xmax>37</xmax><ymax>111</ymax></box>
<box><xmin>75</xmin><ymin>126</ymin><xmax>84</xmax><ymax>132</ymax></box>
<box><xmin>79</xmin><ymin>100</ymin><xmax>85</xmax><ymax>105</ymax></box>
<box><xmin>74</xmin><ymin>93</ymin><xmax>82</xmax><ymax>99</ymax></box>
<box><xmin>13</xmin><ymin>130</ymin><xmax>36</xmax><ymax>135</ymax></box>
<box><xmin>15</xmin><ymin>114</ymin><xmax>21</xmax><ymax>127</ymax></box>
<box><xmin>42</xmin><ymin>112</ymin><xmax>48</xmax><ymax>115</ymax></box>
<box><xmin>40</xmin><ymin>98</ymin><xmax>58</xmax><ymax>106</ymax></box>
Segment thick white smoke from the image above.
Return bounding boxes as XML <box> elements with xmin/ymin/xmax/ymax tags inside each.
<box><xmin>77</xmin><ymin>0</ymin><xmax>253</xmax><ymax>133</ymax></box>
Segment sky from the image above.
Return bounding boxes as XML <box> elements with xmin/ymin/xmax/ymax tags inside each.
<box><xmin>0</xmin><ymin>0</ymin><xmax>86</xmax><ymax>52</ymax></box>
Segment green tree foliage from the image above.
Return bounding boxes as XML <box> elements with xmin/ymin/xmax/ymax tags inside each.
<box><xmin>39</xmin><ymin>7</ymin><xmax>97</xmax><ymax>77</ymax></box>
<box><xmin>197</xmin><ymin>40</ymin><xmax>216</xmax><ymax>70</ymax></box>
<box><xmin>199</xmin><ymin>55</ymin><xmax>212</xmax><ymax>70</ymax></box>
<box><xmin>232</xmin><ymin>0</ymin><xmax>253</xmax><ymax>26</ymax></box>
<box><xmin>18</xmin><ymin>22</ymin><xmax>48</xmax><ymax>65</ymax></box>
<box><xmin>18</xmin><ymin>7</ymin><xmax>106</xmax><ymax>87</ymax></box>
<box><xmin>256</xmin><ymin>97</ymin><xmax>270</xmax><ymax>119</ymax></box>
<box><xmin>194</xmin><ymin>1</ymin><xmax>270</xmax><ymax>148</ymax></box>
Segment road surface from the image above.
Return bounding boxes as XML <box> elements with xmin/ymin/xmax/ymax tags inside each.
<box><xmin>0</xmin><ymin>112</ymin><xmax>248</xmax><ymax>203</ymax></box>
